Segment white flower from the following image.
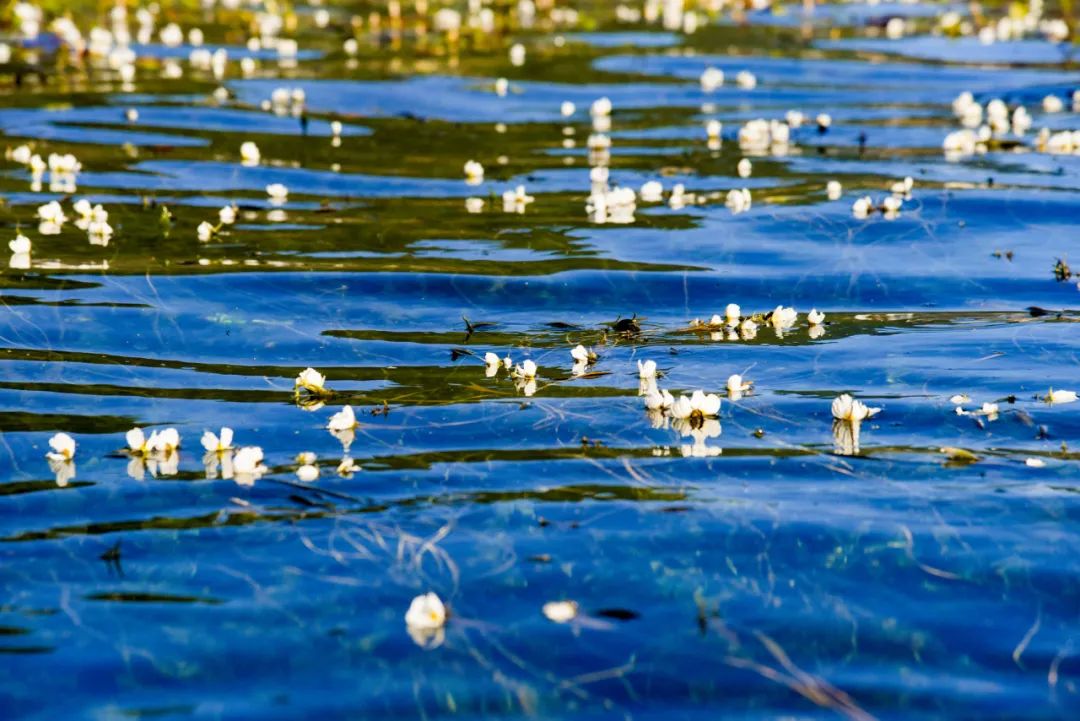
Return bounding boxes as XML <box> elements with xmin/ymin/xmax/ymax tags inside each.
<box><xmin>47</xmin><ymin>152</ymin><xmax>80</xmax><ymax>174</ymax></box>
<box><xmin>126</xmin><ymin>108</ymin><xmax>138</xmax><ymax>122</ymax></box>
<box><xmin>807</xmin><ymin>309</ymin><xmax>825</xmax><ymax>325</ymax></box>
<box><xmin>484</xmin><ymin>351</ymin><xmax>502</xmax><ymax>376</ymax></box>
<box><xmin>645</xmin><ymin>388</ymin><xmax>674</xmax><ymax>411</ymax></box>
<box><xmin>126</xmin><ymin>427</ymin><xmax>152</xmax><ymax>455</ymax></box>
<box><xmin>514</xmin><ymin>359</ymin><xmax>537</xmax><ymax>380</ymax></box>
<box><xmin>1025</xmin><ymin>458</ymin><xmax>1046</xmax><ymax>468</ymax></box>
<box><xmin>266</xmin><ymin>183</ymin><xmax>288</xmax><ymax>202</ymax></box>
<box><xmin>831</xmin><ymin>393</ymin><xmax>881</xmax><ymax>422</ymax></box>
<box><xmin>737</xmin><ymin>158</ymin><xmax>752</xmax><ymax>178</ymax></box>
<box><xmin>219</xmin><ymin>205</ymin><xmax>236</xmax><ymax>224</ymax></box>
<box><xmin>672</xmin><ymin>390</ymin><xmax>721</xmax><ymax>419</ymax></box>
<box><xmin>542</xmin><ymin>600</ymin><xmax>579</xmax><ymax>623</ymax></box>
<box><xmin>46</xmin><ymin>432</ymin><xmax>76</xmax><ymax>461</ymax></box>
<box><xmin>10</xmin><ymin>144</ymin><xmax>32</xmax><ymax>164</ymax></box>
<box><xmin>816</xmin><ymin>113</ymin><xmax>832</xmax><ymax>129</ymax></box>
<box><xmin>785</xmin><ymin>110</ymin><xmax>805</xmax><ymax>127</ymax></box>
<box><xmin>151</xmin><ymin>427</ymin><xmax>180</xmax><ymax>453</ymax></box>
<box><xmin>197</xmin><ymin>221</ymin><xmax>215</xmax><ymax>241</ymax></box>
<box><xmin>638</xmin><ymin>359</ymin><xmax>657</xmax><ymax>380</ymax></box>
<box><xmin>949</xmin><ymin>394</ymin><xmax>971</xmax><ymax>405</ymax></box>
<box><xmin>1046</xmin><ymin>388</ymin><xmax>1078</xmax><ymax>404</ymax></box>
<box><xmin>88</xmin><ymin>220</ymin><xmax>113</xmax><ymax>244</ymax></box>
<box><xmin>882</xmin><ymin>196</ymin><xmax>902</xmax><ymax>217</ymax></box>
<box><xmin>37</xmin><ymin>200</ymin><xmax>66</xmax><ymax>224</ymax></box>
<box><xmin>201</xmin><ymin>427</ymin><xmax>234</xmax><ymax>453</ymax></box>
<box><xmin>1042</xmin><ymin>95</ymin><xmax>1064</xmax><ymax>113</ymax></box>
<box><xmin>769</xmin><ymin>306</ymin><xmax>797</xmax><ymax>329</ymax></box>
<box><xmin>405</xmin><ymin>592</ymin><xmax>446</xmax><ymax>630</ymax></box>
<box><xmin>296</xmin><ymin>464</ymin><xmax>319</xmax><ymax>482</ymax></box>
<box><xmin>508</xmin><ymin>43</ymin><xmax>525</xmax><ymax>66</ymax></box>
<box><xmin>570</xmin><ymin>345</ymin><xmax>595</xmax><ymax>364</ymax></box>
<box><xmin>890</xmin><ymin>176</ymin><xmax>914</xmax><ymax>196</ymax></box>
<box><xmin>494</xmin><ymin>77</ymin><xmax>509</xmax><ymax>96</ymax></box>
<box><xmin>720</xmin><ymin>303</ymin><xmax>739</xmax><ymax>325</ymax></box>
<box><xmin>727</xmin><ymin>374</ymin><xmax>752</xmax><ymax>397</ymax></box>
<box><xmin>9</xmin><ymin>233</ymin><xmax>30</xmax><ymax>254</ymax></box>
<box><xmin>590</xmin><ymin>96</ymin><xmax>612</xmax><ymax>117</ymax></box>
<box><xmin>232</xmin><ymin>446</ymin><xmax>266</xmax><ymax>484</ymax></box>
<box><xmin>700</xmin><ymin>66</ymin><xmax>724</xmax><ymax>92</ymax></box>
<box><xmin>463</xmin><ymin>160</ymin><xmax>484</xmax><ymax>184</ymax></box>
<box><xmin>826</xmin><ymin>180</ymin><xmax>842</xmax><ymax>200</ymax></box>
<box><xmin>240</xmin><ymin>141</ymin><xmax>261</xmax><ymax>164</ymax></box>
<box><xmin>706</xmin><ymin>119</ymin><xmax>722</xmax><ymax>139</ymax></box>
<box><xmin>735</xmin><ymin>70</ymin><xmax>757</xmax><ymax>89</ymax></box>
<box><xmin>852</xmin><ymin>196</ymin><xmax>873</xmax><ymax>218</ymax></box>
<box><xmin>337</xmin><ymin>457</ymin><xmax>361</xmax><ymax>476</ymax></box>
<box><xmin>296</xmin><ymin>367</ymin><xmax>326</xmax><ymax>393</ymax></box>
<box><xmin>328</xmin><ymin>405</ymin><xmax>358</xmax><ymax>431</ymax></box>
<box><xmin>560</xmin><ymin>100</ymin><xmax>575</xmax><ymax>117</ymax></box>
<box><xmin>725</xmin><ymin>188</ymin><xmax>752</xmax><ymax>214</ymax></box>
<box><xmin>639</xmin><ymin>180</ymin><xmax>663</xmax><ymax>202</ymax></box>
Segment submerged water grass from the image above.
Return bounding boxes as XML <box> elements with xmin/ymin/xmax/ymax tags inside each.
<box><xmin>1</xmin><ymin>0</ymin><xmax>1080</xmax><ymax>719</ymax></box>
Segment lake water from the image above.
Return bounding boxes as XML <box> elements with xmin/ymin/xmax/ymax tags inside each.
<box><xmin>2</xmin><ymin>3</ymin><xmax>1080</xmax><ymax>720</ymax></box>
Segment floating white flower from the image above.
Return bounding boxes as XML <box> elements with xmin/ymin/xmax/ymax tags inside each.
<box><xmin>831</xmin><ymin>394</ymin><xmax>881</xmax><ymax>422</ymax></box>
<box><xmin>240</xmin><ymin>141</ymin><xmax>261</xmax><ymax>165</ymax></box>
<box><xmin>46</xmin><ymin>432</ymin><xmax>76</xmax><ymax>462</ymax></box>
<box><xmin>723</xmin><ymin>303</ymin><xmax>741</xmax><ymax>325</ymax></box>
<box><xmin>10</xmin><ymin>144</ymin><xmax>32</xmax><ymax>165</ymax></box>
<box><xmin>151</xmin><ymin>427</ymin><xmax>180</xmax><ymax>454</ymax></box>
<box><xmin>826</xmin><ymin>180</ymin><xmax>842</xmax><ymax>200</ymax></box>
<box><xmin>232</xmin><ymin>446</ymin><xmax>267</xmax><ymax>485</ymax></box>
<box><xmin>337</xmin><ymin>456</ymin><xmax>361</xmax><ymax>477</ymax></box>
<box><xmin>727</xmin><ymin>374</ymin><xmax>752</xmax><ymax>399</ymax></box>
<box><xmin>1046</xmin><ymin>388</ymin><xmax>1078</xmax><ymax>405</ymax></box>
<box><xmin>494</xmin><ymin>77</ymin><xmax>509</xmax><ymax>96</ymax></box>
<box><xmin>501</xmin><ymin>185</ymin><xmax>534</xmax><ymax>213</ymax></box>
<box><xmin>328</xmin><ymin>405</ymin><xmax>358</xmax><ymax>432</ymax></box>
<box><xmin>1042</xmin><ymin>95</ymin><xmax>1064</xmax><ymax>113</ymax></box>
<box><xmin>266</xmin><ymin>183</ymin><xmax>288</xmax><ymax>202</ymax></box>
<box><xmin>405</xmin><ymin>592</ymin><xmax>446</xmax><ymax>630</ymax></box>
<box><xmin>125</xmin><ymin>108</ymin><xmax>138</xmax><ymax>122</ymax></box>
<box><xmin>9</xmin><ymin>233</ymin><xmax>30</xmax><ymax>254</ymax></box>
<box><xmin>852</xmin><ymin>196</ymin><xmax>873</xmax><ymax>219</ymax></box>
<box><xmin>672</xmin><ymin>390</ymin><xmax>721</xmax><ymax>420</ymax></box>
<box><xmin>706</xmin><ymin>119</ymin><xmax>722</xmax><ymax>139</ymax></box>
<box><xmin>737</xmin><ymin>158</ymin><xmax>752</xmax><ymax>178</ymax></box>
<box><xmin>700</xmin><ymin>66</ymin><xmax>724</xmax><ymax>92</ymax></box>
<box><xmin>508</xmin><ymin>43</ymin><xmax>525</xmax><ymax>67</ymax></box>
<box><xmin>1025</xmin><ymin>457</ymin><xmax>1046</xmax><ymax>468</ymax></box>
<box><xmin>590</xmin><ymin>97</ymin><xmax>612</xmax><ymax>117</ymax></box>
<box><xmin>542</xmin><ymin>600</ymin><xmax>579</xmax><ymax>623</ymax></box>
<box><xmin>570</xmin><ymin>345</ymin><xmax>596</xmax><ymax>364</ymax></box>
<box><xmin>484</xmin><ymin>351</ymin><xmax>504</xmax><ymax>377</ymax></box>
<box><xmin>786</xmin><ymin>110</ymin><xmax>805</xmax><ymax>127</ymax></box>
<box><xmin>295</xmin><ymin>367</ymin><xmax>327</xmax><ymax>394</ymax></box>
<box><xmin>735</xmin><ymin>70</ymin><xmax>757</xmax><ymax>89</ymax></box>
<box><xmin>807</xmin><ymin>309</ymin><xmax>825</xmax><ymax>325</ymax></box>
<box><xmin>639</xmin><ymin>180</ymin><xmax>663</xmax><ymax>202</ymax></box>
<box><xmin>638</xmin><ymin>359</ymin><xmax>657</xmax><ymax>380</ymax></box>
<box><xmin>768</xmin><ymin>306</ymin><xmax>797</xmax><ymax>330</ymax></box>
<box><xmin>201</xmin><ymin>427</ymin><xmax>234</xmax><ymax>453</ymax></box>
<box><xmin>890</xmin><ymin>177</ymin><xmax>914</xmax><ymax>197</ymax></box>
<box><xmin>126</xmin><ymin>427</ymin><xmax>153</xmax><ymax>455</ymax></box>
<box><xmin>560</xmin><ymin>100</ymin><xmax>575</xmax><ymax>117</ymax></box>
<box><xmin>645</xmin><ymin>387</ymin><xmax>675</xmax><ymax>411</ymax></box>
<box><xmin>37</xmin><ymin>200</ymin><xmax>67</xmax><ymax>225</ymax></box>
<box><xmin>725</xmin><ymin>188</ymin><xmax>751</xmax><ymax>214</ymax></box>
<box><xmin>514</xmin><ymin>359</ymin><xmax>538</xmax><ymax>380</ymax></box>
<box><xmin>296</xmin><ymin>463</ymin><xmax>319</xmax><ymax>482</ymax></box>
<box><xmin>816</xmin><ymin>113</ymin><xmax>832</xmax><ymax>130</ymax></box>
<box><xmin>219</xmin><ymin>205</ymin><xmax>237</xmax><ymax>224</ymax></box>
<box><xmin>197</xmin><ymin>221</ymin><xmax>215</xmax><ymax>241</ymax></box>
<box><xmin>88</xmin><ymin>220</ymin><xmax>113</xmax><ymax>245</ymax></box>
<box><xmin>464</xmin><ymin>159</ymin><xmax>484</xmax><ymax>185</ymax></box>
<box><xmin>739</xmin><ymin>318</ymin><xmax>758</xmax><ymax>340</ymax></box>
